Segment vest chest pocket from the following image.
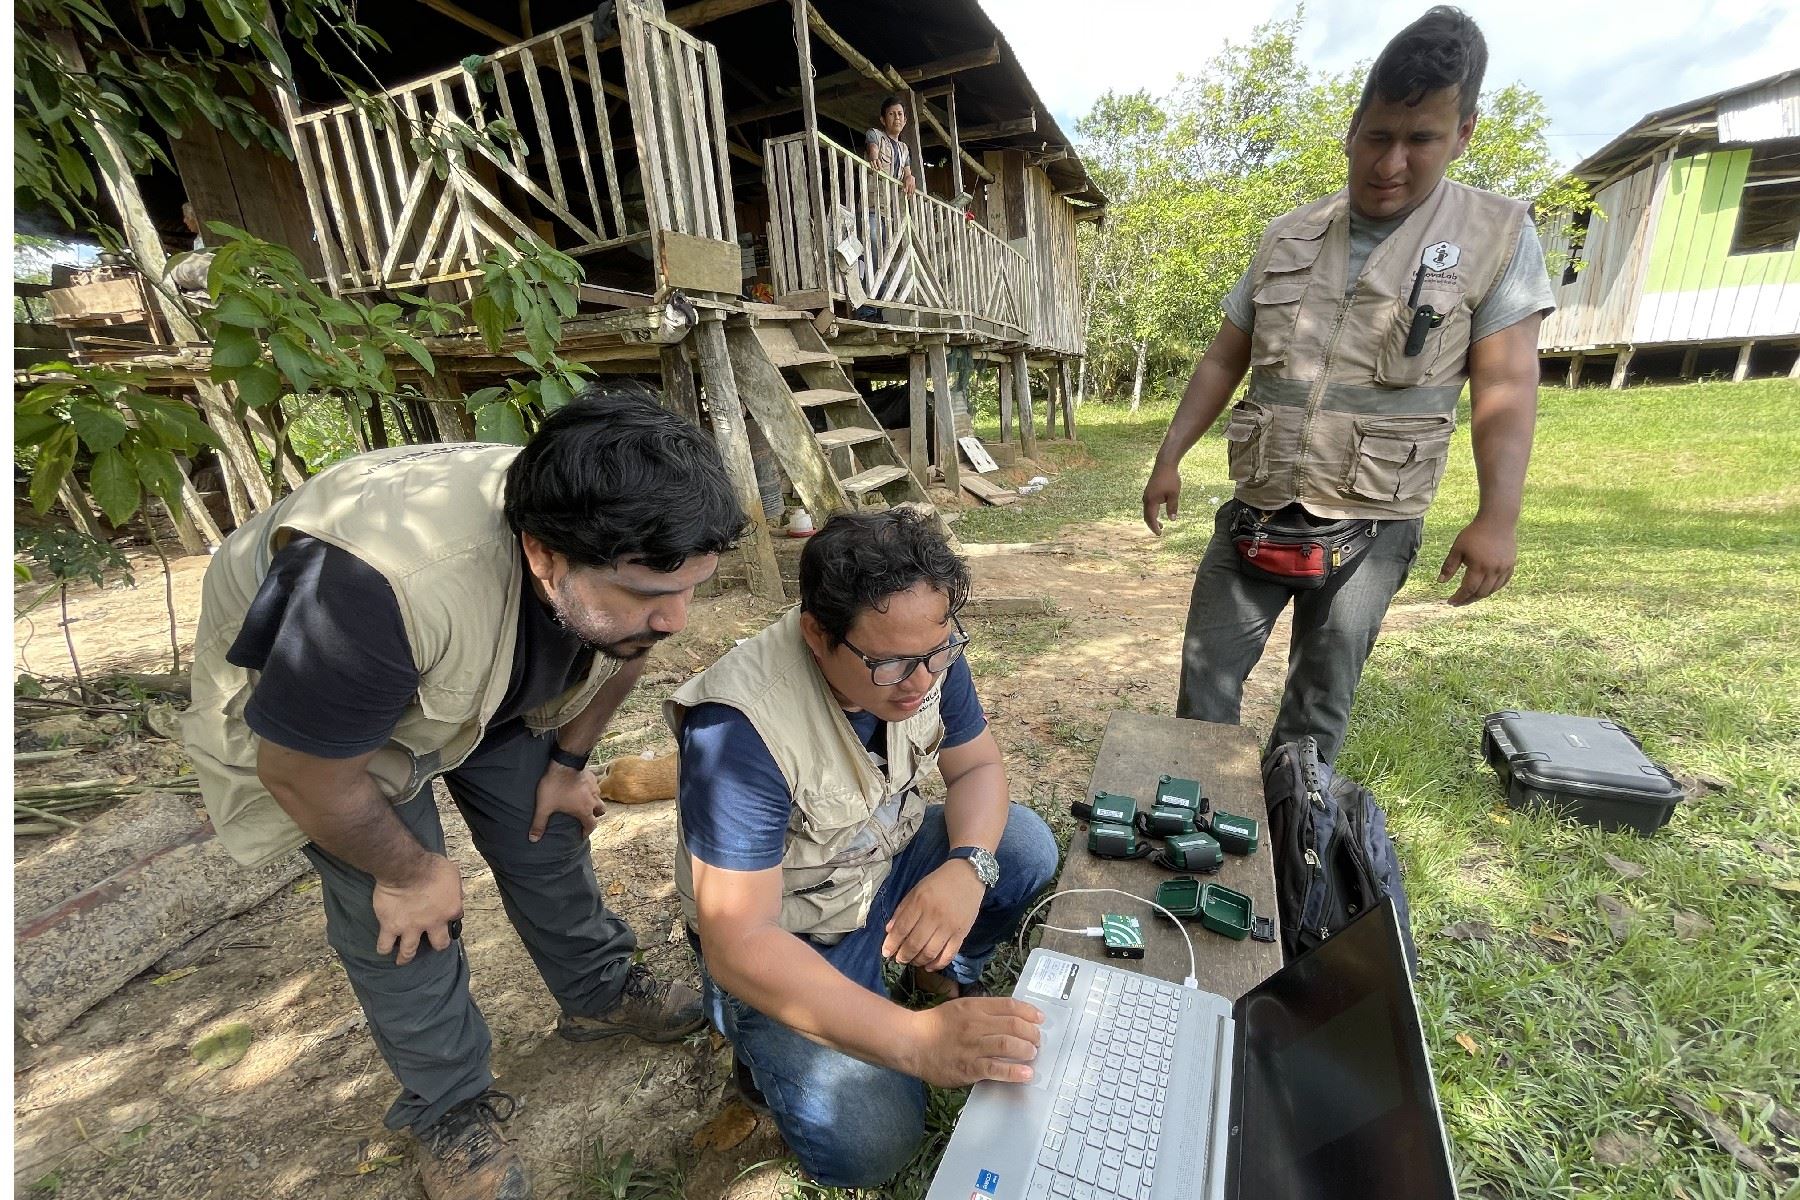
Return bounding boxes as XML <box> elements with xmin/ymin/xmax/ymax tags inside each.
<box><xmin>1248</xmin><ymin>277</ymin><xmax>1310</xmax><ymax>368</ymax></box>
<box><xmin>1373</xmin><ymin>288</ymin><xmax>1470</xmax><ymax>387</ymax></box>
<box><xmin>1341</xmin><ymin>415</ymin><xmax>1455</xmax><ymax>505</ymax></box>
<box><xmin>1223</xmin><ymin>403</ymin><xmax>1273</xmax><ymax>487</ymax></box>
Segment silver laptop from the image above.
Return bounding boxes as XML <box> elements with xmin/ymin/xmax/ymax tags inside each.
<box><xmin>926</xmin><ymin>898</ymin><xmax>1455</xmax><ymax>1200</ymax></box>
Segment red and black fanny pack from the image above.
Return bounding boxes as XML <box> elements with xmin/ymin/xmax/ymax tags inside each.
<box><xmin>1231</xmin><ymin>505</ymin><xmax>1379</xmax><ymax>590</ymax></box>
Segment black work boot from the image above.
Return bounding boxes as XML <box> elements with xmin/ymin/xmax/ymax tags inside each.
<box><xmin>413</xmin><ymin>1090</ymin><xmax>529</xmax><ymax>1200</ymax></box>
<box><xmin>555</xmin><ymin>963</ymin><xmax>705</xmax><ymax>1044</ymax></box>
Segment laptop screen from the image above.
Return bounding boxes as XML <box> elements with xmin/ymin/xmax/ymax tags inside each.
<box><xmin>1228</xmin><ymin>899</ymin><xmax>1457</xmax><ymax>1200</ymax></box>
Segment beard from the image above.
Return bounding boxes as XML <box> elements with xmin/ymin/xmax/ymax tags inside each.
<box><xmin>549</xmin><ymin>576</ymin><xmax>669</xmax><ymax>662</ymax></box>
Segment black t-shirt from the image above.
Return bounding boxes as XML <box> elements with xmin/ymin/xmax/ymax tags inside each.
<box><xmin>227</xmin><ymin>535</ymin><xmax>594</xmax><ymax>759</ymax></box>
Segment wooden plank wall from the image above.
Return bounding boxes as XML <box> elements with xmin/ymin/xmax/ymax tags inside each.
<box><xmin>983</xmin><ymin>149</ymin><xmax>1084</xmax><ymax>355</ymax></box>
<box><xmin>1632</xmin><ymin>148</ymin><xmax>1800</xmax><ymax>344</ymax></box>
<box><xmin>167</xmin><ymin>84</ymin><xmax>323</xmax><ymax>276</ymax></box>
<box><xmin>289</xmin><ymin>16</ymin><xmax>644</xmax><ymax>294</ymax></box>
<box><xmin>1538</xmin><ymin>160</ymin><xmax>1661</xmax><ymax>351</ymax></box>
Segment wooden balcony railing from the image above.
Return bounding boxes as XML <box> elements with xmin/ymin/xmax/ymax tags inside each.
<box><xmin>288</xmin><ymin>4</ymin><xmax>734</xmax><ymax>295</ymax></box>
<box><xmin>765</xmin><ymin>132</ymin><xmax>1033</xmax><ymax>337</ymax></box>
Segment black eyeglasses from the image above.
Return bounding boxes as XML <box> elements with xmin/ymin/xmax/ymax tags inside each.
<box><xmin>840</xmin><ymin>617</ymin><xmax>970</xmax><ymax>686</ymax></box>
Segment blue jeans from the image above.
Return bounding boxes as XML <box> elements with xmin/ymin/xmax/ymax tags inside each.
<box><xmin>693</xmin><ymin>802</ymin><xmax>1060</xmax><ymax>1188</ymax></box>
<box><xmin>1177</xmin><ymin>500</ymin><xmax>1423</xmax><ymax>766</ymax></box>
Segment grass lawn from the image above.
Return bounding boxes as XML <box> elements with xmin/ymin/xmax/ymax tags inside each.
<box><xmin>709</xmin><ymin>380</ymin><xmax>1800</xmax><ymax>1199</ymax></box>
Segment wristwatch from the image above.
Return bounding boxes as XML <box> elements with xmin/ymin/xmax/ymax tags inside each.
<box><xmin>549</xmin><ymin>742</ymin><xmax>590</xmax><ymax>771</ymax></box>
<box><xmin>949</xmin><ymin>845</ymin><xmax>1000</xmax><ymax>889</ymax></box>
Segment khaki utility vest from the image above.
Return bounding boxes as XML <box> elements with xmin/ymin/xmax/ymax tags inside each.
<box><xmin>665</xmin><ymin>609</ymin><xmax>945</xmax><ymax>941</ymax></box>
<box><xmin>182</xmin><ymin>444</ymin><xmax>619</xmax><ymax>867</ymax></box>
<box><xmin>1230</xmin><ymin>179</ymin><xmax>1527</xmax><ymax>519</ymax></box>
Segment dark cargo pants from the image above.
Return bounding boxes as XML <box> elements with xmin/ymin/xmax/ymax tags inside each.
<box><xmin>1176</xmin><ymin>500</ymin><xmax>1423</xmax><ymax>766</ymax></box>
<box><xmin>301</xmin><ymin>721</ymin><xmax>639</xmax><ymax>1132</ymax></box>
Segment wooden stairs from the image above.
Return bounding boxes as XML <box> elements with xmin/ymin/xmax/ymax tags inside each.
<box><xmin>724</xmin><ymin>311</ymin><xmax>955</xmax><ymax>542</ymax></box>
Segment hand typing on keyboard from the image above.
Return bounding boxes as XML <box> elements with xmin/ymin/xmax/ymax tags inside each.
<box><xmin>905</xmin><ymin>996</ymin><xmax>1045</xmax><ymax>1088</ymax></box>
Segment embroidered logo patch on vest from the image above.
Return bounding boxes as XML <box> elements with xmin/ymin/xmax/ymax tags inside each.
<box><xmin>1422</xmin><ymin>241</ymin><xmax>1461</xmax><ymax>272</ymax></box>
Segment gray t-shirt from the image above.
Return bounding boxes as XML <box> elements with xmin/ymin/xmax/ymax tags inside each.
<box><xmin>1223</xmin><ymin>207</ymin><xmax>1554</xmax><ymax>344</ymax></box>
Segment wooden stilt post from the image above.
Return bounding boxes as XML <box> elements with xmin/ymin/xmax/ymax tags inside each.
<box><xmin>1058</xmin><ymin>358</ymin><xmax>1076</xmax><ymax>437</ymax></box>
<box><xmin>791</xmin><ymin>0</ymin><xmax>831</xmax><ymax>302</ymax></box>
<box><xmin>1733</xmin><ymin>342</ymin><xmax>1755</xmax><ymax>382</ymax></box>
<box><xmin>694</xmin><ymin>319</ymin><xmax>786</xmax><ymax>602</ymax></box>
<box><xmin>55</xmin><ymin>479</ymin><xmax>106</xmax><ymax>541</ymax></box>
<box><xmin>173</xmin><ymin>458</ymin><xmax>225</xmax><ymax>551</ymax></box>
<box><xmin>659</xmin><ymin>345</ymin><xmax>703</xmax><ymax>427</ymax></box>
<box><xmin>1566</xmin><ymin>352</ymin><xmax>1584</xmax><ymax>389</ymax></box>
<box><xmin>907</xmin><ymin>351</ymin><xmax>929</xmax><ymax>485</ymax></box>
<box><xmin>1044</xmin><ymin>362</ymin><xmax>1058</xmax><ymax>438</ymax></box>
<box><xmin>927</xmin><ymin>340</ymin><xmax>958</xmax><ymax>495</ymax></box>
<box><xmin>422</xmin><ymin>371</ymin><xmax>474</xmax><ymax>441</ymax></box>
<box><xmin>1012</xmin><ymin>351</ymin><xmax>1037</xmax><ymax>459</ymax></box>
<box><xmin>998</xmin><ymin>356</ymin><xmax>1014</xmax><ymax>445</ymax></box>
<box><xmin>1610</xmin><ymin>349</ymin><xmax>1634</xmax><ymax>390</ymax></box>
<box><xmin>1789</xmin><ymin>345</ymin><xmax>1800</xmax><ymax>380</ymax></box>
<box><xmin>1680</xmin><ymin>346</ymin><xmax>1699</xmax><ymax>379</ymax></box>
<box><xmin>46</xmin><ymin>34</ymin><xmax>272</xmax><ymax>524</ymax></box>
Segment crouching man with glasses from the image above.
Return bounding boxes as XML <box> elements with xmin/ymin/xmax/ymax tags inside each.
<box><xmin>666</xmin><ymin>509</ymin><xmax>1058</xmax><ymax>1188</ymax></box>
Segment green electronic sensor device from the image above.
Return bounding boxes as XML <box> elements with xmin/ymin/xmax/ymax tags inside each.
<box><xmin>1101</xmin><ymin>913</ymin><xmax>1145</xmax><ymax>959</ymax></box>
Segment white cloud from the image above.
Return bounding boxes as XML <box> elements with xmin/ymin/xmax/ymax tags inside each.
<box><xmin>982</xmin><ymin>0</ymin><xmax>1800</xmax><ymax>166</ymax></box>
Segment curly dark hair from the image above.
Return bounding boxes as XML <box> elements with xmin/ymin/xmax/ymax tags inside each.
<box><xmin>1357</xmin><ymin>6</ymin><xmax>1488</xmax><ymax>123</ymax></box>
<box><xmin>799</xmin><ymin>508</ymin><xmax>969</xmax><ymax>647</ymax></box>
<box><xmin>503</xmin><ymin>380</ymin><xmax>747</xmax><ymax>572</ymax></box>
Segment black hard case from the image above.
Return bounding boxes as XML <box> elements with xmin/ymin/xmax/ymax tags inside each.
<box><xmin>1481</xmin><ymin>710</ymin><xmax>1682</xmax><ymax>835</ymax></box>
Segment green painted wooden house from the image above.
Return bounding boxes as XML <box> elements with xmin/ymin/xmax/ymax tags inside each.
<box><xmin>1539</xmin><ymin>70</ymin><xmax>1800</xmax><ymax>386</ymax></box>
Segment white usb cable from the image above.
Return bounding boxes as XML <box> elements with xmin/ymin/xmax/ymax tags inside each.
<box><xmin>1016</xmin><ymin>886</ymin><xmax>1199</xmax><ymax>989</ymax></box>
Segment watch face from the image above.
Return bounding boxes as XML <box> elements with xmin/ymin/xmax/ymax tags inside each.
<box><xmin>971</xmin><ymin>848</ymin><xmax>1000</xmax><ymax>888</ymax></box>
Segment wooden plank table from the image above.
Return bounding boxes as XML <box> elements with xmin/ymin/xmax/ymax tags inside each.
<box><xmin>1040</xmin><ymin>712</ymin><xmax>1283</xmax><ymax>998</ymax></box>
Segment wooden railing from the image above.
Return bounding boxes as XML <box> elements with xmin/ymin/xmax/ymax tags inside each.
<box><xmin>765</xmin><ymin>132</ymin><xmax>1032</xmax><ymax>337</ymax></box>
<box><xmin>289</xmin><ymin>4</ymin><xmax>733</xmax><ymax>295</ymax></box>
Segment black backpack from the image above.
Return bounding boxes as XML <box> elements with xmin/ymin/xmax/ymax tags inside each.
<box><xmin>1263</xmin><ymin>737</ymin><xmax>1419</xmax><ymax>973</ymax></box>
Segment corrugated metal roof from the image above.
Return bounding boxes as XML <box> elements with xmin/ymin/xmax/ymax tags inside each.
<box><xmin>1570</xmin><ymin>68</ymin><xmax>1800</xmax><ymax>182</ymax></box>
<box><xmin>1719</xmin><ymin>74</ymin><xmax>1800</xmax><ymax>143</ymax></box>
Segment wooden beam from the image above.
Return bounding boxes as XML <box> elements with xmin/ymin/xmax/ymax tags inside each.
<box><xmin>659</xmin><ymin>343</ymin><xmax>702</xmax><ymax>427</ymax></box>
<box><xmin>945</xmin><ymin>85</ymin><xmax>964</xmax><ymax>200</ymax></box>
<box><xmin>928</xmin><ymin>341</ymin><xmax>958</xmax><ymax>494</ymax></box>
<box><xmin>1012</xmin><ymin>350</ymin><xmax>1036</xmax><ymax>459</ymax></box>
<box><xmin>997</xmin><ymin>355</ymin><xmax>1013</xmax><ymax>445</ymax></box>
<box><xmin>693</xmin><ymin>320</ymin><xmax>785</xmax><ymax>601</ymax></box>
<box><xmin>896</xmin><ymin>44</ymin><xmax>1000</xmax><ymax>85</ymax></box>
<box><xmin>792</xmin><ymin>0</ymin><xmax>831</xmax><ymax>303</ymax></box>
<box><xmin>1610</xmin><ymin>349</ymin><xmax>1634</xmax><ymax>390</ymax></box>
<box><xmin>414</xmin><ymin>0</ymin><xmax>518</xmax><ymax>47</ymax></box>
<box><xmin>1733</xmin><ymin>341</ymin><xmax>1754</xmax><ymax>383</ymax></box>
<box><xmin>960</xmin><ymin>115</ymin><xmax>1036</xmax><ymax>142</ymax></box>
<box><xmin>1057</xmin><ymin>357</ymin><xmax>1076</xmax><ymax>437</ymax></box>
<box><xmin>907</xmin><ymin>352</ymin><xmax>929</xmax><ymax>485</ymax></box>
<box><xmin>596</xmin><ymin>0</ymin><xmax>781</xmax><ymax>50</ymax></box>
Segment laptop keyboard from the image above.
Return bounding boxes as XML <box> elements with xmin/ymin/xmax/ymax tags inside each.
<box><xmin>1026</xmin><ymin>971</ymin><xmax>1182</xmax><ymax>1199</ymax></box>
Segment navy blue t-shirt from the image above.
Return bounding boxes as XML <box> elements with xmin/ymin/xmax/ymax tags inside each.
<box><xmin>226</xmin><ymin>534</ymin><xmax>593</xmax><ymax>758</ymax></box>
<box><xmin>678</xmin><ymin>655</ymin><xmax>987</xmax><ymax>872</ymax></box>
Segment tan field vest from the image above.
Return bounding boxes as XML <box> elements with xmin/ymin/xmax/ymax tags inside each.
<box><xmin>182</xmin><ymin>444</ymin><xmax>619</xmax><ymax>867</ymax></box>
<box><xmin>665</xmin><ymin>609</ymin><xmax>946</xmax><ymax>941</ymax></box>
<box><xmin>1229</xmin><ymin>179</ymin><xmax>1528</xmax><ymax>519</ymax></box>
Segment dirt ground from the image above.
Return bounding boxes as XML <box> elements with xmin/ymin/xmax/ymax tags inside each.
<box><xmin>10</xmin><ymin>516</ymin><xmax>1449</xmax><ymax>1199</ymax></box>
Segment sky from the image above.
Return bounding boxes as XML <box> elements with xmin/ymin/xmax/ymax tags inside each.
<box><xmin>982</xmin><ymin>0</ymin><xmax>1800</xmax><ymax>168</ymax></box>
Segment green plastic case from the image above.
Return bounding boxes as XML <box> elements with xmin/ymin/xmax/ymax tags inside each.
<box><xmin>1155</xmin><ymin>775</ymin><xmax>1205</xmax><ymax>812</ymax></box>
<box><xmin>1208</xmin><ymin>809</ymin><xmax>1260</xmax><ymax>855</ymax></box>
<box><xmin>1088</xmin><ymin>821</ymin><xmax>1139</xmax><ymax>858</ymax></box>
<box><xmin>1089</xmin><ymin>791</ymin><xmax>1138</xmax><ymax>826</ymax></box>
<box><xmin>1154</xmin><ymin>876</ymin><xmax>1203</xmax><ymax>918</ymax></box>
<box><xmin>1144</xmin><ymin>803</ymin><xmax>1199</xmax><ymax>836</ymax></box>
<box><xmin>1199</xmin><ymin>883</ymin><xmax>1254</xmax><ymax>940</ymax></box>
<box><xmin>1163</xmin><ymin>831</ymin><xmax>1224</xmax><ymax>873</ymax></box>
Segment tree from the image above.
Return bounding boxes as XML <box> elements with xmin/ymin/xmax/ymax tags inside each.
<box><xmin>1073</xmin><ymin>13</ymin><xmax>1593</xmax><ymax>404</ymax></box>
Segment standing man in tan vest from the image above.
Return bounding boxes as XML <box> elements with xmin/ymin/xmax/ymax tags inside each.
<box><xmin>669</xmin><ymin>510</ymin><xmax>1059</xmax><ymax>1188</ymax></box>
<box><xmin>1142</xmin><ymin>6</ymin><xmax>1555</xmax><ymax>765</ymax></box>
<box><xmin>182</xmin><ymin>386</ymin><xmax>745</xmax><ymax>1200</ymax></box>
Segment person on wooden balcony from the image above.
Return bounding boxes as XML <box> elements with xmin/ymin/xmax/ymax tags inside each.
<box><xmin>671</xmin><ymin>509</ymin><xmax>1058</xmax><ymax>1189</ymax></box>
<box><xmin>1142</xmin><ymin>6</ymin><xmax>1555</xmax><ymax>768</ymax></box>
<box><xmin>182</xmin><ymin>384</ymin><xmax>745</xmax><ymax>1200</ymax></box>
<box><xmin>864</xmin><ymin>94</ymin><xmax>917</xmax><ymax>195</ymax></box>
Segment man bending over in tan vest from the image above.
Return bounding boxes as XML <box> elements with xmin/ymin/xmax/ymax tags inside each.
<box><xmin>670</xmin><ymin>509</ymin><xmax>1059</xmax><ymax>1189</ymax></box>
<box><xmin>1142</xmin><ymin>6</ymin><xmax>1555</xmax><ymax>766</ymax></box>
<box><xmin>182</xmin><ymin>385</ymin><xmax>745</xmax><ymax>1200</ymax></box>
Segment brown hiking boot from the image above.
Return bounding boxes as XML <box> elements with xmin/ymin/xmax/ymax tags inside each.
<box><xmin>556</xmin><ymin>963</ymin><xmax>705</xmax><ymax>1044</ymax></box>
<box><xmin>413</xmin><ymin>1090</ymin><xmax>529</xmax><ymax>1200</ymax></box>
